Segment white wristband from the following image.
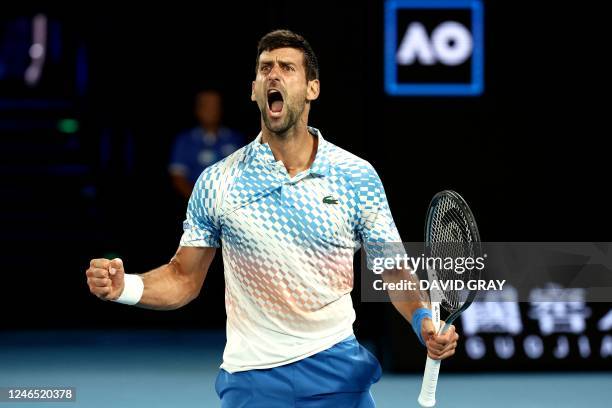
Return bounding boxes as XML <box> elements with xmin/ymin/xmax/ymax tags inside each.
<box><xmin>114</xmin><ymin>274</ymin><xmax>144</xmax><ymax>305</ymax></box>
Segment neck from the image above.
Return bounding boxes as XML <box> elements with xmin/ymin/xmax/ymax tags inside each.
<box><xmin>261</xmin><ymin>121</ymin><xmax>317</xmax><ymax>178</ymax></box>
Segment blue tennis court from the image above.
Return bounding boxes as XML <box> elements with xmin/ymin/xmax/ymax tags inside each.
<box><xmin>1</xmin><ymin>331</ymin><xmax>609</xmax><ymax>407</ymax></box>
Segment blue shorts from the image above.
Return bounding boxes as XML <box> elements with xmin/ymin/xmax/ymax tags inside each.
<box><xmin>215</xmin><ymin>335</ymin><xmax>382</xmax><ymax>407</ymax></box>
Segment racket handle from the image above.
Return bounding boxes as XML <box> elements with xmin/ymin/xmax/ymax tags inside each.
<box><xmin>418</xmin><ymin>356</ymin><xmax>441</xmax><ymax>407</ymax></box>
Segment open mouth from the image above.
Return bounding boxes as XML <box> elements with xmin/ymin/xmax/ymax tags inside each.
<box><xmin>267</xmin><ymin>89</ymin><xmax>284</xmax><ymax>114</ymax></box>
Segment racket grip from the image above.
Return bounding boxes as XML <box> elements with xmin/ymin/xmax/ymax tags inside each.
<box><xmin>418</xmin><ymin>356</ymin><xmax>441</xmax><ymax>407</ymax></box>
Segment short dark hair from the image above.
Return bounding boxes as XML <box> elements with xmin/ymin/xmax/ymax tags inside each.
<box><xmin>255</xmin><ymin>30</ymin><xmax>319</xmax><ymax>81</ymax></box>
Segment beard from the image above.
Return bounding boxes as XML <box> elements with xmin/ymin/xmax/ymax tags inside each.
<box><xmin>259</xmin><ymin>97</ymin><xmax>305</xmax><ymax>137</ymax></box>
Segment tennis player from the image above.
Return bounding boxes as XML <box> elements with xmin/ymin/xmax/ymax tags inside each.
<box><xmin>85</xmin><ymin>29</ymin><xmax>459</xmax><ymax>407</ymax></box>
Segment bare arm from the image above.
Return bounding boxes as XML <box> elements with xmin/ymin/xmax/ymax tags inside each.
<box><xmin>382</xmin><ymin>267</ymin><xmax>429</xmax><ymax>323</ymax></box>
<box><xmin>138</xmin><ymin>246</ymin><xmax>216</xmax><ymax>309</ymax></box>
<box><xmin>86</xmin><ymin>246</ymin><xmax>216</xmax><ymax>310</ymax></box>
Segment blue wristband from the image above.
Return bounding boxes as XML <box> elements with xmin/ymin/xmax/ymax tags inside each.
<box><xmin>412</xmin><ymin>308</ymin><xmax>432</xmax><ymax>346</ymax></box>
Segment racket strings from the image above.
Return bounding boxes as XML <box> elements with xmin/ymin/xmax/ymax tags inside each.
<box><xmin>429</xmin><ymin>195</ymin><xmax>479</xmax><ymax>311</ymax></box>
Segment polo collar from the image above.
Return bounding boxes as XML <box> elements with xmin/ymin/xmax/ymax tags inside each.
<box><xmin>247</xmin><ymin>127</ymin><xmax>331</xmax><ymax>177</ymax></box>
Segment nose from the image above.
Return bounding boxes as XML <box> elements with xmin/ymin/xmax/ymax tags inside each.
<box><xmin>268</xmin><ymin>63</ymin><xmax>281</xmax><ymax>81</ymax></box>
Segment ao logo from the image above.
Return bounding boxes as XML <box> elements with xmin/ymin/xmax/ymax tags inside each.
<box><xmin>384</xmin><ymin>0</ymin><xmax>484</xmax><ymax>96</ymax></box>
<box><xmin>397</xmin><ymin>21</ymin><xmax>473</xmax><ymax>66</ymax></box>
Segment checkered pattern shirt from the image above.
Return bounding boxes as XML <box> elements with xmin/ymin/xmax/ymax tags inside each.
<box><xmin>180</xmin><ymin>127</ymin><xmax>401</xmax><ymax>372</ymax></box>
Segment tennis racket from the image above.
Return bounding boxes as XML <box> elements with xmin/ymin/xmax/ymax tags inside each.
<box><xmin>417</xmin><ymin>190</ymin><xmax>482</xmax><ymax>407</ymax></box>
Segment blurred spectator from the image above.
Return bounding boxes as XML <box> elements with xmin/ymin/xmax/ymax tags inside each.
<box><xmin>168</xmin><ymin>89</ymin><xmax>244</xmax><ymax>199</ymax></box>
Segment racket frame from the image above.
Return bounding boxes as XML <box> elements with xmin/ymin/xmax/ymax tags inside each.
<box><xmin>417</xmin><ymin>190</ymin><xmax>481</xmax><ymax>407</ymax></box>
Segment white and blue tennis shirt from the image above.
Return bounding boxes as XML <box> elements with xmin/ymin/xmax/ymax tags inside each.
<box><xmin>180</xmin><ymin>127</ymin><xmax>402</xmax><ymax>373</ymax></box>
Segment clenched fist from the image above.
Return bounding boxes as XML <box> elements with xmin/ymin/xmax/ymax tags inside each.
<box><xmin>421</xmin><ymin>318</ymin><xmax>459</xmax><ymax>360</ymax></box>
<box><xmin>86</xmin><ymin>258</ymin><xmax>125</xmax><ymax>301</ymax></box>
